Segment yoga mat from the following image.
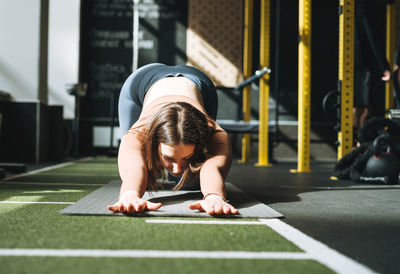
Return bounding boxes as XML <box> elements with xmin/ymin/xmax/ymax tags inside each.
<box><xmin>61</xmin><ymin>180</ymin><xmax>283</xmax><ymax>218</ymax></box>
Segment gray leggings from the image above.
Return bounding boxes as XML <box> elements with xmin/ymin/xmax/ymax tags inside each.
<box><xmin>118</xmin><ymin>63</ymin><xmax>218</xmax><ymax>136</ymax></box>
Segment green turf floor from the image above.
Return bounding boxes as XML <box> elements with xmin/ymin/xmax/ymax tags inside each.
<box><xmin>0</xmin><ymin>156</ymin><xmax>335</xmax><ymax>274</ymax></box>
<box><xmin>0</xmin><ymin>257</ymin><xmax>332</xmax><ymax>274</ymax></box>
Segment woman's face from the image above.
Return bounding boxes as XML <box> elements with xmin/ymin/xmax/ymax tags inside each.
<box><xmin>159</xmin><ymin>143</ymin><xmax>195</xmax><ymax>177</ymax></box>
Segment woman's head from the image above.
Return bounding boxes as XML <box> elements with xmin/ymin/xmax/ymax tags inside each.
<box><xmin>139</xmin><ymin>102</ymin><xmax>216</xmax><ymax>190</ymax></box>
<box><xmin>158</xmin><ymin>143</ymin><xmax>195</xmax><ymax>178</ymax></box>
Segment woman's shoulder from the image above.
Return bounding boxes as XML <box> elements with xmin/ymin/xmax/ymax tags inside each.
<box><xmin>121</xmin><ymin>127</ymin><xmax>145</xmax><ymax>147</ymax></box>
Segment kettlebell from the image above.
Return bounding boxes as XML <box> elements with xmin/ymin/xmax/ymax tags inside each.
<box><xmin>363</xmin><ymin>135</ymin><xmax>400</xmax><ymax>184</ymax></box>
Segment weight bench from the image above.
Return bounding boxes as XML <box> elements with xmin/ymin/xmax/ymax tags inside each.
<box><xmin>216</xmin><ymin>119</ymin><xmax>276</xmax><ymax>161</ymax></box>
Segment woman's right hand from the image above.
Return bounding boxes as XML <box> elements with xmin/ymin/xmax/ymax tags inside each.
<box><xmin>107</xmin><ymin>190</ymin><xmax>162</xmax><ymax>213</ymax></box>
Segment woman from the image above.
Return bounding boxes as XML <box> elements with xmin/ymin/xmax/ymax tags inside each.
<box><xmin>108</xmin><ymin>63</ymin><xmax>238</xmax><ymax>216</ymax></box>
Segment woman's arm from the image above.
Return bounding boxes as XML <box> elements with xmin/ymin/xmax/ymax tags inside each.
<box><xmin>118</xmin><ymin>132</ymin><xmax>148</xmax><ymax>197</ymax></box>
<box><xmin>108</xmin><ymin>132</ymin><xmax>162</xmax><ymax>213</ymax></box>
<box><xmin>199</xmin><ymin>130</ymin><xmax>232</xmax><ymax>198</ymax></box>
<box><xmin>188</xmin><ymin>130</ymin><xmax>238</xmax><ymax>215</ymax></box>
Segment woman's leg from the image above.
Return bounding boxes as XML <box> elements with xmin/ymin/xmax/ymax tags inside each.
<box><xmin>118</xmin><ymin>63</ymin><xmax>165</xmax><ymax>136</ymax></box>
<box><xmin>118</xmin><ymin>90</ymin><xmax>142</xmax><ymax>136</ymax></box>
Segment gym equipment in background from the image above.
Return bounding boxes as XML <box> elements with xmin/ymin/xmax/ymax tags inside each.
<box><xmin>67</xmin><ymin>83</ymin><xmax>87</xmax><ymax>156</ymax></box>
<box><xmin>0</xmin><ymin>91</ymin><xmax>27</xmax><ymax>179</ymax></box>
<box><xmin>332</xmin><ymin>116</ymin><xmax>400</xmax><ymax>184</ymax></box>
<box><xmin>361</xmin><ymin>135</ymin><xmax>400</xmax><ymax>184</ymax></box>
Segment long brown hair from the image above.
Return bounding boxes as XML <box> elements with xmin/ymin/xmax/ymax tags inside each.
<box><xmin>138</xmin><ymin>102</ymin><xmax>217</xmax><ymax>190</ymax></box>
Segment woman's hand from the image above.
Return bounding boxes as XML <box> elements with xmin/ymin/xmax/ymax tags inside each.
<box><xmin>108</xmin><ymin>190</ymin><xmax>162</xmax><ymax>213</ymax></box>
<box><xmin>382</xmin><ymin>70</ymin><xmax>391</xmax><ymax>81</ymax></box>
<box><xmin>188</xmin><ymin>194</ymin><xmax>238</xmax><ymax>215</ymax></box>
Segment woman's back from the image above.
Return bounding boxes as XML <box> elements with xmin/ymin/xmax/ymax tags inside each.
<box><xmin>143</xmin><ymin>77</ymin><xmax>204</xmax><ymax>108</ymax></box>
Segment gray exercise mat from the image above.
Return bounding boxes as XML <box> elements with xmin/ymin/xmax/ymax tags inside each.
<box><xmin>61</xmin><ymin>180</ymin><xmax>283</xmax><ymax>218</ymax></box>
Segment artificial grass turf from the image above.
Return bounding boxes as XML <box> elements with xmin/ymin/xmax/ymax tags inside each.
<box><xmin>8</xmin><ymin>174</ymin><xmax>119</xmax><ymax>185</ymax></box>
<box><xmin>0</xmin><ymin>157</ymin><xmax>335</xmax><ymax>273</ymax></box>
<box><xmin>43</xmin><ymin>162</ymin><xmax>119</xmax><ymax>174</ymax></box>
<box><xmin>82</xmin><ymin>156</ymin><xmax>119</xmax><ymax>164</ymax></box>
<box><xmin>0</xmin><ymin>183</ymin><xmax>98</xmax><ymax>202</ymax></box>
<box><xmin>7</xmin><ymin>157</ymin><xmax>119</xmax><ymax>184</ymax></box>
<box><xmin>0</xmin><ymin>204</ymin><xmax>300</xmax><ymax>252</ymax></box>
<box><xmin>0</xmin><ymin>257</ymin><xmax>334</xmax><ymax>274</ymax></box>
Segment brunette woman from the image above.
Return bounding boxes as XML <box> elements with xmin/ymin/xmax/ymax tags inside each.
<box><xmin>108</xmin><ymin>63</ymin><xmax>238</xmax><ymax>216</ymax></box>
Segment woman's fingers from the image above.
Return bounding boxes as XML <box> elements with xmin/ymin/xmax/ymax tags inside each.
<box><xmin>145</xmin><ymin>201</ymin><xmax>162</xmax><ymax>210</ymax></box>
<box><xmin>188</xmin><ymin>201</ymin><xmax>215</xmax><ymax>214</ymax></box>
<box><xmin>202</xmin><ymin>202</ymin><xmax>214</xmax><ymax>215</ymax></box>
<box><xmin>108</xmin><ymin>200</ymin><xmax>162</xmax><ymax>213</ymax></box>
<box><xmin>213</xmin><ymin>203</ymin><xmax>223</xmax><ymax>215</ymax></box>
<box><xmin>229</xmin><ymin>206</ymin><xmax>239</xmax><ymax>215</ymax></box>
<box><xmin>223</xmin><ymin>205</ymin><xmax>231</xmax><ymax>215</ymax></box>
<box><xmin>188</xmin><ymin>200</ymin><xmax>238</xmax><ymax>216</ymax></box>
<box><xmin>107</xmin><ymin>204</ymin><xmax>119</xmax><ymax>212</ymax></box>
<box><xmin>188</xmin><ymin>201</ymin><xmax>203</xmax><ymax>211</ymax></box>
<box><xmin>110</xmin><ymin>198</ymin><xmax>239</xmax><ymax>215</ymax></box>
<box><xmin>127</xmin><ymin>203</ymin><xmax>135</xmax><ymax>213</ymax></box>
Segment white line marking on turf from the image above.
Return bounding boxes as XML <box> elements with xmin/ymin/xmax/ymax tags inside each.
<box><xmin>146</xmin><ymin>220</ymin><xmax>263</xmax><ymax>225</ymax></box>
<box><xmin>0</xmin><ymin>201</ymin><xmax>74</xmax><ymax>205</ymax></box>
<box><xmin>259</xmin><ymin>219</ymin><xmax>377</xmax><ymax>274</ymax></box>
<box><xmin>147</xmin><ymin>218</ymin><xmax>376</xmax><ymax>273</ymax></box>
<box><xmin>22</xmin><ymin>173</ymin><xmax>118</xmax><ymax>177</ymax></box>
<box><xmin>278</xmin><ymin>185</ymin><xmax>400</xmax><ymax>190</ymax></box>
<box><xmin>0</xmin><ymin>249</ymin><xmax>312</xmax><ymax>260</ymax></box>
<box><xmin>0</xmin><ymin>182</ymin><xmax>104</xmax><ymax>187</ymax></box>
<box><xmin>2</xmin><ymin>157</ymin><xmax>93</xmax><ymax>181</ymax></box>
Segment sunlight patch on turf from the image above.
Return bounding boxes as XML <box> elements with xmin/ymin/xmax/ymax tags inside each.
<box><xmin>2</xmin><ymin>195</ymin><xmax>43</xmax><ymax>202</ymax></box>
<box><xmin>0</xmin><ymin>201</ymin><xmax>74</xmax><ymax>205</ymax></box>
<box><xmin>23</xmin><ymin>190</ymin><xmax>85</xmax><ymax>194</ymax></box>
<box><xmin>0</xmin><ymin>195</ymin><xmax>42</xmax><ymax>213</ymax></box>
<box><xmin>26</xmin><ymin>173</ymin><xmax>117</xmax><ymax>177</ymax></box>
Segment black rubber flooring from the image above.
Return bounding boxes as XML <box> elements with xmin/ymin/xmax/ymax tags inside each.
<box><xmin>227</xmin><ymin>160</ymin><xmax>400</xmax><ymax>274</ymax></box>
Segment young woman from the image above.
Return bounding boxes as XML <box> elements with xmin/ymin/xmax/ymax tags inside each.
<box><xmin>108</xmin><ymin>63</ymin><xmax>238</xmax><ymax>216</ymax></box>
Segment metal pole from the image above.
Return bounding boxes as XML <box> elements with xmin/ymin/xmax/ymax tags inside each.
<box><xmin>257</xmin><ymin>0</ymin><xmax>272</xmax><ymax>166</ymax></box>
<box><xmin>240</xmin><ymin>0</ymin><xmax>254</xmax><ymax>163</ymax></box>
<box><xmin>337</xmin><ymin>0</ymin><xmax>354</xmax><ymax>160</ymax></box>
<box><xmin>292</xmin><ymin>0</ymin><xmax>312</xmax><ymax>172</ymax></box>
<box><xmin>132</xmin><ymin>0</ymin><xmax>139</xmax><ymax>72</ymax></box>
<box><xmin>274</xmin><ymin>0</ymin><xmax>281</xmax><ymax>146</ymax></box>
<box><xmin>385</xmin><ymin>2</ymin><xmax>396</xmax><ymax>111</ymax></box>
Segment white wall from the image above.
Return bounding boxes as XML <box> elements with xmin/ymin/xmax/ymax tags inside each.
<box><xmin>0</xmin><ymin>0</ymin><xmax>41</xmax><ymax>101</ymax></box>
<box><xmin>48</xmin><ymin>0</ymin><xmax>80</xmax><ymax>119</ymax></box>
<box><xmin>0</xmin><ymin>0</ymin><xmax>80</xmax><ymax>119</ymax></box>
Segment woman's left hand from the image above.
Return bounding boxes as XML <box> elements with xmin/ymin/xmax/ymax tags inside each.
<box><xmin>188</xmin><ymin>194</ymin><xmax>238</xmax><ymax>215</ymax></box>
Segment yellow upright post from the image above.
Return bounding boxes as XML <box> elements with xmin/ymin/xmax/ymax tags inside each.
<box><xmin>386</xmin><ymin>2</ymin><xmax>396</xmax><ymax>111</ymax></box>
<box><xmin>257</xmin><ymin>0</ymin><xmax>272</xmax><ymax>166</ymax></box>
<box><xmin>337</xmin><ymin>0</ymin><xmax>354</xmax><ymax>160</ymax></box>
<box><xmin>241</xmin><ymin>0</ymin><xmax>254</xmax><ymax>163</ymax></box>
<box><xmin>292</xmin><ymin>0</ymin><xmax>312</xmax><ymax>172</ymax></box>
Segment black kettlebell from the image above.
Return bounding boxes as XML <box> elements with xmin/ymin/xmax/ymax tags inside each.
<box><xmin>363</xmin><ymin>135</ymin><xmax>400</xmax><ymax>184</ymax></box>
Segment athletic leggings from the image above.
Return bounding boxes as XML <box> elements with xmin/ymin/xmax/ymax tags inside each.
<box><xmin>118</xmin><ymin>63</ymin><xmax>218</xmax><ymax>136</ymax></box>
